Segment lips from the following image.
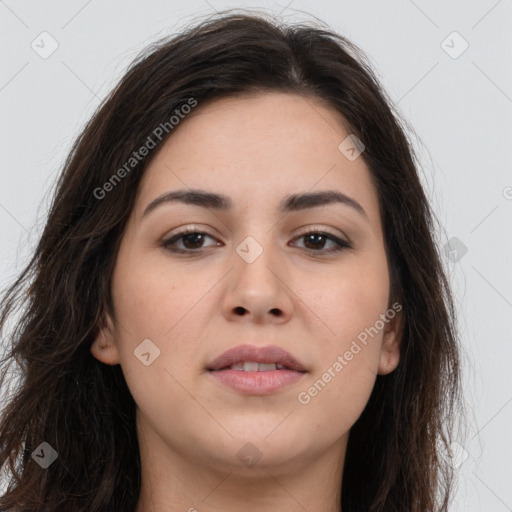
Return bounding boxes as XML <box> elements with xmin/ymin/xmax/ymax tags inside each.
<box><xmin>206</xmin><ymin>344</ymin><xmax>307</xmax><ymax>395</ymax></box>
<box><xmin>206</xmin><ymin>344</ymin><xmax>307</xmax><ymax>373</ymax></box>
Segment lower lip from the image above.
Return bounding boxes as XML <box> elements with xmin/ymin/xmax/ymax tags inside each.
<box><xmin>208</xmin><ymin>369</ymin><xmax>305</xmax><ymax>395</ymax></box>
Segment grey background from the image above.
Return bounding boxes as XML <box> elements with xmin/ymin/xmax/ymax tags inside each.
<box><xmin>1</xmin><ymin>0</ymin><xmax>511</xmax><ymax>509</ymax></box>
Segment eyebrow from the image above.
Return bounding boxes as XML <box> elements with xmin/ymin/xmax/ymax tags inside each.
<box><xmin>141</xmin><ymin>188</ymin><xmax>368</xmax><ymax>221</ymax></box>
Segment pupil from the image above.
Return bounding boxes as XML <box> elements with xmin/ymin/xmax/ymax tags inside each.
<box><xmin>180</xmin><ymin>233</ymin><xmax>326</xmax><ymax>250</ymax></box>
<box><xmin>184</xmin><ymin>233</ymin><xmax>203</xmax><ymax>249</ymax></box>
<box><xmin>305</xmin><ymin>234</ymin><xmax>324</xmax><ymax>249</ymax></box>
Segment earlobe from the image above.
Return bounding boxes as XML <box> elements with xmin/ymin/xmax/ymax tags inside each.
<box><xmin>377</xmin><ymin>346</ymin><xmax>400</xmax><ymax>375</ymax></box>
<box><xmin>377</xmin><ymin>313</ymin><xmax>402</xmax><ymax>375</ymax></box>
<box><xmin>90</xmin><ymin>314</ymin><xmax>121</xmax><ymax>366</ymax></box>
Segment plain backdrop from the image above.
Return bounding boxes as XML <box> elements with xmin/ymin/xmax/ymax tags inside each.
<box><xmin>1</xmin><ymin>0</ymin><xmax>511</xmax><ymax>509</ymax></box>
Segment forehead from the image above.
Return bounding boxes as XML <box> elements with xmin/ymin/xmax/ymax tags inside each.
<box><xmin>136</xmin><ymin>92</ymin><xmax>380</xmax><ymax>226</ymax></box>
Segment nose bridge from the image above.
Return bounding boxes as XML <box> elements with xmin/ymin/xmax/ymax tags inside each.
<box><xmin>233</xmin><ymin>231</ymin><xmax>280</xmax><ymax>290</ymax></box>
<box><xmin>222</xmin><ymin>229</ymin><xmax>293</xmax><ymax>321</ymax></box>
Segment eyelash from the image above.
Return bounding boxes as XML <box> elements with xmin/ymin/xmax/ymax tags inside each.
<box><xmin>161</xmin><ymin>227</ymin><xmax>352</xmax><ymax>255</ymax></box>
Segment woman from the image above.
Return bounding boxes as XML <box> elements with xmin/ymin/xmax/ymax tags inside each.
<box><xmin>0</xmin><ymin>10</ymin><xmax>463</xmax><ymax>512</ymax></box>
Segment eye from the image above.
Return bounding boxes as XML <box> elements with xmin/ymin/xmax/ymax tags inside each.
<box><xmin>161</xmin><ymin>228</ymin><xmax>222</xmax><ymax>254</ymax></box>
<box><xmin>161</xmin><ymin>227</ymin><xmax>352</xmax><ymax>255</ymax></box>
<box><xmin>291</xmin><ymin>229</ymin><xmax>352</xmax><ymax>253</ymax></box>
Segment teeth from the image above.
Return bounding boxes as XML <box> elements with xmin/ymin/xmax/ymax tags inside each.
<box><xmin>243</xmin><ymin>362</ymin><xmax>261</xmax><ymax>371</ymax></box>
<box><xmin>227</xmin><ymin>361</ymin><xmax>280</xmax><ymax>371</ymax></box>
<box><xmin>258</xmin><ymin>363</ymin><xmax>277</xmax><ymax>371</ymax></box>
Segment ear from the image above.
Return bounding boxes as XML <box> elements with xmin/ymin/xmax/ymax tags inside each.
<box><xmin>90</xmin><ymin>312</ymin><xmax>121</xmax><ymax>366</ymax></box>
<box><xmin>377</xmin><ymin>309</ymin><xmax>402</xmax><ymax>375</ymax></box>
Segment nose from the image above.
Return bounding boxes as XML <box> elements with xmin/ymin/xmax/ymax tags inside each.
<box><xmin>221</xmin><ymin>237</ymin><xmax>294</xmax><ymax>325</ymax></box>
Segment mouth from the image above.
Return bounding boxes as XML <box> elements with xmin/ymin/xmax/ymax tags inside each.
<box><xmin>215</xmin><ymin>361</ymin><xmax>299</xmax><ymax>371</ymax></box>
<box><xmin>206</xmin><ymin>344</ymin><xmax>307</xmax><ymax>372</ymax></box>
<box><xmin>206</xmin><ymin>344</ymin><xmax>307</xmax><ymax>395</ymax></box>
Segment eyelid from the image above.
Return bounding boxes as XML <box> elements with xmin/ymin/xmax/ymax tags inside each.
<box><xmin>293</xmin><ymin>224</ymin><xmax>351</xmax><ymax>244</ymax></box>
<box><xmin>161</xmin><ymin>224</ymin><xmax>353</xmax><ymax>253</ymax></box>
<box><xmin>160</xmin><ymin>225</ymin><xmax>221</xmax><ymax>252</ymax></box>
<box><xmin>164</xmin><ymin>224</ymin><xmax>216</xmax><ymax>238</ymax></box>
<box><xmin>163</xmin><ymin>224</ymin><xmax>349</xmax><ymax>242</ymax></box>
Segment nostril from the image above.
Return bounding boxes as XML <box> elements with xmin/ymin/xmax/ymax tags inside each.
<box><xmin>234</xmin><ymin>306</ymin><xmax>246</xmax><ymax>315</ymax></box>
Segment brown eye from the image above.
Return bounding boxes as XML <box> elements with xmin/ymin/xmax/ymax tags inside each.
<box><xmin>162</xmin><ymin>230</ymin><xmax>221</xmax><ymax>253</ymax></box>
<box><xmin>303</xmin><ymin>233</ymin><xmax>329</xmax><ymax>250</ymax></box>
<box><xmin>292</xmin><ymin>231</ymin><xmax>352</xmax><ymax>253</ymax></box>
<box><xmin>179</xmin><ymin>232</ymin><xmax>207</xmax><ymax>250</ymax></box>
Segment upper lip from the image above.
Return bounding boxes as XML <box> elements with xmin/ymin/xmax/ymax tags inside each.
<box><xmin>207</xmin><ymin>344</ymin><xmax>307</xmax><ymax>372</ymax></box>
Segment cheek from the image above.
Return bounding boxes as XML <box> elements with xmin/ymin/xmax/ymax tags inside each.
<box><xmin>296</xmin><ymin>359</ymin><xmax>377</xmax><ymax>441</ymax></box>
<box><xmin>111</xmin><ymin>248</ymin><xmax>207</xmax><ymax>341</ymax></box>
<box><xmin>296</xmin><ymin>273</ymin><xmax>388</xmax><ymax>426</ymax></box>
<box><xmin>109</xmin><ymin>260</ymin><xmax>205</xmax><ymax>422</ymax></box>
<box><xmin>307</xmin><ymin>254</ymin><xmax>390</xmax><ymax>349</ymax></box>
<box><xmin>295</xmin><ymin>254</ymin><xmax>389</xmax><ymax>417</ymax></box>
<box><xmin>109</xmin><ymin>250</ymin><xmax>218</xmax><ymax>387</ymax></box>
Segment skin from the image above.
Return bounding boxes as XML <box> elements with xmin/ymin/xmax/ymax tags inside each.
<box><xmin>91</xmin><ymin>91</ymin><xmax>401</xmax><ymax>512</ymax></box>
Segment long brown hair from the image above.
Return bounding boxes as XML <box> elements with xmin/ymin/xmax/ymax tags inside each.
<box><xmin>0</xmin><ymin>10</ymin><xmax>462</xmax><ymax>511</ymax></box>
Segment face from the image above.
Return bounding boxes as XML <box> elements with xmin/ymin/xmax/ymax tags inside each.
<box><xmin>91</xmin><ymin>91</ymin><xmax>401</xmax><ymax>476</ymax></box>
